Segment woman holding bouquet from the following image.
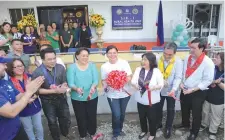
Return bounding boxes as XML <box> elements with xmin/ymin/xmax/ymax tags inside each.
<box><xmin>101</xmin><ymin>45</ymin><xmax>132</xmax><ymax>140</ymax></box>
<box><xmin>131</xmin><ymin>52</ymin><xmax>164</xmax><ymax>140</ymax></box>
<box><xmin>6</xmin><ymin>58</ymin><xmax>43</xmax><ymax>140</ymax></box>
<box><xmin>67</xmin><ymin>47</ymin><xmax>99</xmax><ymax>140</ymax></box>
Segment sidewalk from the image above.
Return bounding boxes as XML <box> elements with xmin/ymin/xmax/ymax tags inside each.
<box><xmin>43</xmin><ymin>111</ymin><xmax>224</xmax><ymax>140</ymax></box>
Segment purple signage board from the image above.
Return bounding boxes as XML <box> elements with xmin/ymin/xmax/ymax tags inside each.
<box><xmin>112</xmin><ymin>5</ymin><xmax>143</xmax><ymax>30</ymax></box>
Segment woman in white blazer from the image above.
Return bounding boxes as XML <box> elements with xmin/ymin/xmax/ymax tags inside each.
<box><xmin>131</xmin><ymin>52</ymin><xmax>164</xmax><ymax>140</ymax></box>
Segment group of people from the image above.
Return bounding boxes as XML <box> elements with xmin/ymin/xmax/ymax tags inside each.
<box><xmin>0</xmin><ymin>37</ymin><xmax>224</xmax><ymax>140</ymax></box>
<box><xmin>0</xmin><ymin>21</ymin><xmax>92</xmax><ymax>54</ymax></box>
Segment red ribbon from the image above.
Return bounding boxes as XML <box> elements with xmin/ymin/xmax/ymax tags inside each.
<box><xmin>92</xmin><ymin>133</ymin><xmax>104</xmax><ymax>140</ymax></box>
<box><xmin>122</xmin><ymin>88</ymin><xmax>131</xmax><ymax>96</ymax></box>
<box><xmin>87</xmin><ymin>87</ymin><xmax>97</xmax><ymax>100</ymax></box>
<box><xmin>106</xmin><ymin>70</ymin><xmax>127</xmax><ymax>90</ymax></box>
<box><xmin>172</xmin><ymin>96</ymin><xmax>180</xmax><ymax>101</ymax></box>
<box><xmin>10</xmin><ymin>73</ymin><xmax>28</xmax><ymax>93</ymax></box>
<box><xmin>87</xmin><ymin>93</ymin><xmax>92</xmax><ymax>101</ymax></box>
<box><xmin>169</xmin><ymin>93</ymin><xmax>180</xmax><ymax>101</ymax></box>
<box><xmin>167</xmin><ymin>90</ymin><xmax>180</xmax><ymax>101</ymax></box>
<box><xmin>87</xmin><ymin>95</ymin><xmax>91</xmax><ymax>101</ymax></box>
<box><xmin>185</xmin><ymin>53</ymin><xmax>205</xmax><ymax>79</ymax></box>
<box><xmin>145</xmin><ymin>85</ymin><xmax>152</xmax><ymax>106</ymax></box>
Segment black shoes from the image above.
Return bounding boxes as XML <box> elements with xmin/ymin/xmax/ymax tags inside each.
<box><xmin>156</xmin><ymin>124</ymin><xmax>163</xmax><ymax>130</ymax></box>
<box><xmin>199</xmin><ymin>125</ymin><xmax>208</xmax><ymax>132</ymax></box>
<box><xmin>164</xmin><ymin>128</ymin><xmax>172</xmax><ymax>139</ymax></box>
<box><xmin>174</xmin><ymin>124</ymin><xmax>189</xmax><ymax>130</ymax></box>
<box><xmin>138</xmin><ymin>132</ymin><xmax>147</xmax><ymax>139</ymax></box>
<box><xmin>120</xmin><ymin>131</ymin><xmax>126</xmax><ymax>136</ymax></box>
<box><xmin>187</xmin><ymin>133</ymin><xmax>197</xmax><ymax>140</ymax></box>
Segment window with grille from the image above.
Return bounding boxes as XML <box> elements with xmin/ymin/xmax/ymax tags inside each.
<box><xmin>9</xmin><ymin>8</ymin><xmax>35</xmax><ymax>25</ymax></box>
<box><xmin>186</xmin><ymin>4</ymin><xmax>221</xmax><ymax>38</ymax></box>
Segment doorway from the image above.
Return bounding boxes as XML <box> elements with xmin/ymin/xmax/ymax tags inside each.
<box><xmin>37</xmin><ymin>5</ymin><xmax>88</xmax><ymax>30</ymax></box>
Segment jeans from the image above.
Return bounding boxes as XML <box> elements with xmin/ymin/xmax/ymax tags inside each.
<box><xmin>157</xmin><ymin>95</ymin><xmax>175</xmax><ymax>129</ymax></box>
<box><xmin>41</xmin><ymin>97</ymin><xmax>71</xmax><ymax>140</ymax></box>
<box><xmin>20</xmin><ymin>111</ymin><xmax>44</xmax><ymax>140</ymax></box>
<box><xmin>107</xmin><ymin>96</ymin><xmax>130</xmax><ymax>137</ymax></box>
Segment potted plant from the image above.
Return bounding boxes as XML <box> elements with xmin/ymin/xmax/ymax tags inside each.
<box><xmin>89</xmin><ymin>11</ymin><xmax>106</xmax><ymax>42</ymax></box>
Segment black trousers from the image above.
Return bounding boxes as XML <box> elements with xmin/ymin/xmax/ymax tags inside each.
<box><xmin>180</xmin><ymin>90</ymin><xmax>206</xmax><ymax>136</ymax></box>
<box><xmin>72</xmin><ymin>97</ymin><xmax>98</xmax><ymax>138</ymax></box>
<box><xmin>13</xmin><ymin>125</ymin><xmax>29</xmax><ymax>140</ymax></box>
<box><xmin>41</xmin><ymin>98</ymin><xmax>71</xmax><ymax>140</ymax></box>
<box><xmin>62</xmin><ymin>47</ymin><xmax>69</xmax><ymax>52</ymax></box>
<box><xmin>80</xmin><ymin>40</ymin><xmax>91</xmax><ymax>48</ymax></box>
<box><xmin>137</xmin><ymin>102</ymin><xmax>159</xmax><ymax>136</ymax></box>
<box><xmin>157</xmin><ymin>95</ymin><xmax>175</xmax><ymax>129</ymax></box>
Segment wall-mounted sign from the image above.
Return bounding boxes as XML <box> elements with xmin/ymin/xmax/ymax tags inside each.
<box><xmin>112</xmin><ymin>5</ymin><xmax>143</xmax><ymax>30</ymax></box>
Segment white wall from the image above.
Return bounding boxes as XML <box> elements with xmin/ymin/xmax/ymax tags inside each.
<box><xmin>0</xmin><ymin>1</ymin><xmax>224</xmax><ymax>42</ymax></box>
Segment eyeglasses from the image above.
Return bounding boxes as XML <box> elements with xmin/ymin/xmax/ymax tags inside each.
<box><xmin>13</xmin><ymin>65</ymin><xmax>24</xmax><ymax>69</ymax></box>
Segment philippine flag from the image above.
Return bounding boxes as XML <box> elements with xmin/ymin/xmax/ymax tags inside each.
<box><xmin>156</xmin><ymin>0</ymin><xmax>164</xmax><ymax>46</ymax></box>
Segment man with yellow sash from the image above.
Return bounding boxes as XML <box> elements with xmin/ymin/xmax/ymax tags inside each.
<box><xmin>156</xmin><ymin>42</ymin><xmax>183</xmax><ymax>139</ymax></box>
<box><xmin>174</xmin><ymin>38</ymin><xmax>214</xmax><ymax>140</ymax></box>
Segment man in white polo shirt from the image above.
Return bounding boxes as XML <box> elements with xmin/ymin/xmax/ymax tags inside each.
<box><xmin>175</xmin><ymin>38</ymin><xmax>214</xmax><ymax>140</ymax></box>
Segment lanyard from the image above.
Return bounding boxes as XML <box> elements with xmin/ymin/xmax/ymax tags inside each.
<box><xmin>41</xmin><ymin>64</ymin><xmax>56</xmax><ymax>85</ymax></box>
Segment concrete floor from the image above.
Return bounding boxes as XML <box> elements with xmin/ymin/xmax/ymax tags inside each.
<box><xmin>42</xmin><ymin>112</ymin><xmax>224</xmax><ymax>140</ymax></box>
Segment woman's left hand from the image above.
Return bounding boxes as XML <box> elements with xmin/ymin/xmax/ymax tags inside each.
<box><xmin>90</xmin><ymin>86</ymin><xmax>96</xmax><ymax>94</ymax></box>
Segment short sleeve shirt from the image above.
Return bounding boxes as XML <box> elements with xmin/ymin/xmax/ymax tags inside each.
<box><xmin>59</xmin><ymin>29</ymin><xmax>74</xmax><ymax>47</ymax></box>
<box><xmin>46</xmin><ymin>32</ymin><xmax>60</xmax><ymax>49</ymax></box>
<box><xmin>0</xmin><ymin>79</ymin><xmax>21</xmax><ymax>140</ymax></box>
<box><xmin>101</xmin><ymin>59</ymin><xmax>132</xmax><ymax>99</ymax></box>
